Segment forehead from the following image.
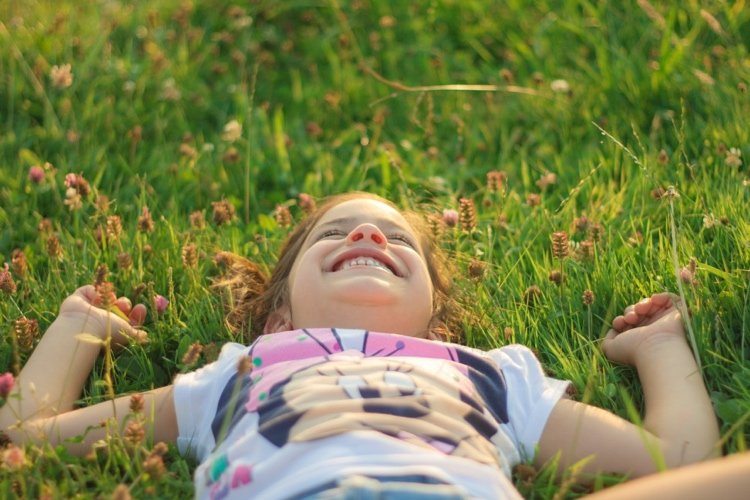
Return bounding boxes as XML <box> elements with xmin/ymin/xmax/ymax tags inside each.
<box><xmin>315</xmin><ymin>198</ymin><xmax>413</xmax><ymax>230</ymax></box>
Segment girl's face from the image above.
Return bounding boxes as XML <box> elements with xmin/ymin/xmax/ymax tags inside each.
<box><xmin>282</xmin><ymin>198</ymin><xmax>434</xmax><ymax>337</ymax></box>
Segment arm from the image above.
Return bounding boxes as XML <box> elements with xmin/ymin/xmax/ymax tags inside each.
<box><xmin>536</xmin><ymin>293</ymin><xmax>719</xmax><ymax>478</ymax></box>
<box><xmin>0</xmin><ymin>286</ymin><xmax>177</xmax><ymax>455</ymax></box>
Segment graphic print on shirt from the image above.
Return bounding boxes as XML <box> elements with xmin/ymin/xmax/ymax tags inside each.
<box><xmin>207</xmin><ymin>329</ymin><xmax>510</xmax><ymax>493</ymax></box>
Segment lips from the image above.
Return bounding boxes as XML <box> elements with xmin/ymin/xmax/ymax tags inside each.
<box><xmin>329</xmin><ymin>248</ymin><xmax>402</xmax><ymax>277</ymax></box>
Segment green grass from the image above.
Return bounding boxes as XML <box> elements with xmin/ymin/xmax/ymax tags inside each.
<box><xmin>1</xmin><ymin>0</ymin><xmax>749</xmax><ymax>497</ymax></box>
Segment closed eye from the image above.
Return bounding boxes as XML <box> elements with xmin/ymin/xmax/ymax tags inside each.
<box><xmin>388</xmin><ymin>234</ymin><xmax>416</xmax><ymax>249</ymax></box>
<box><xmin>317</xmin><ymin>229</ymin><xmax>346</xmax><ymax>240</ymax></box>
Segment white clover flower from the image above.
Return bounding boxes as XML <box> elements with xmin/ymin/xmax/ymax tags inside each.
<box><xmin>726</xmin><ymin>147</ymin><xmax>742</xmax><ymax>168</ymax></box>
<box><xmin>550</xmin><ymin>79</ymin><xmax>570</xmax><ymax>93</ymax></box>
<box><xmin>50</xmin><ymin>64</ymin><xmax>73</xmax><ymax>89</ymax></box>
<box><xmin>222</xmin><ymin>119</ymin><xmax>242</xmax><ymax>142</ymax></box>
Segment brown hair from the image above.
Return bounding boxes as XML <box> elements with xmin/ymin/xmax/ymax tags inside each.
<box><xmin>214</xmin><ymin>192</ymin><xmax>465</xmax><ymax>343</ymax></box>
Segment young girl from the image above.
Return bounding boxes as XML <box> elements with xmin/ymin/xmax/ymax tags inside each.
<box><xmin>0</xmin><ymin>192</ymin><xmax>720</xmax><ymax>499</ymax></box>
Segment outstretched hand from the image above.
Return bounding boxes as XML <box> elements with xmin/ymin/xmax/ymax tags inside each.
<box><xmin>59</xmin><ymin>285</ymin><xmax>148</xmax><ymax>346</ymax></box>
<box><xmin>601</xmin><ymin>292</ymin><xmax>687</xmax><ymax>366</ymax></box>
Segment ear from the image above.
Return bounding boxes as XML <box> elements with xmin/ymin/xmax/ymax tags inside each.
<box><xmin>264</xmin><ymin>306</ymin><xmax>293</xmax><ymax>334</ymax></box>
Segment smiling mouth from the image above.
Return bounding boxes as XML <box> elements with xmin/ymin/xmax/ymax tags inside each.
<box><xmin>333</xmin><ymin>256</ymin><xmax>398</xmax><ymax>276</ymax></box>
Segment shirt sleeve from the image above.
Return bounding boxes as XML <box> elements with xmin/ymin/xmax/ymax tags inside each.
<box><xmin>486</xmin><ymin>344</ymin><xmax>570</xmax><ymax>462</ymax></box>
<box><xmin>173</xmin><ymin>342</ymin><xmax>246</xmax><ymax>460</ymax></box>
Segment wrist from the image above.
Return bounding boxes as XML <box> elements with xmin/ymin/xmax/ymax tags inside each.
<box><xmin>54</xmin><ymin>311</ymin><xmax>108</xmax><ymax>339</ymax></box>
<box><xmin>633</xmin><ymin>333</ymin><xmax>693</xmax><ymax>368</ymax></box>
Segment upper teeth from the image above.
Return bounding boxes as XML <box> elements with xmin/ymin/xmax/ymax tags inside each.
<box><xmin>341</xmin><ymin>257</ymin><xmax>393</xmax><ymax>274</ymax></box>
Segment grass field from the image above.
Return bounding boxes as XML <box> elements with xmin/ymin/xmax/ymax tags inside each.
<box><xmin>1</xmin><ymin>0</ymin><xmax>749</xmax><ymax>497</ymax></box>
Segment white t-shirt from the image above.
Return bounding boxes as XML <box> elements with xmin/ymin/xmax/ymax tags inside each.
<box><xmin>173</xmin><ymin>328</ymin><xmax>569</xmax><ymax>499</ymax></box>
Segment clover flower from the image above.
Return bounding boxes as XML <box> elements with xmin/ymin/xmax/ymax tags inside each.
<box><xmin>154</xmin><ymin>294</ymin><xmax>169</xmax><ymax>314</ymax></box>
<box><xmin>222</xmin><ymin>119</ymin><xmax>242</xmax><ymax>142</ymax></box>
<box><xmin>28</xmin><ymin>165</ymin><xmax>45</xmax><ymax>183</ymax></box>
<box><xmin>212</xmin><ymin>199</ymin><xmax>236</xmax><ymax>226</ymax></box>
<box><xmin>442</xmin><ymin>209</ymin><xmax>459</xmax><ymax>227</ymax></box>
<box><xmin>298</xmin><ymin>193</ymin><xmax>316</xmax><ymax>214</ymax></box>
<box><xmin>0</xmin><ymin>264</ymin><xmax>16</xmax><ymax>294</ymax></box>
<box><xmin>50</xmin><ymin>64</ymin><xmax>73</xmax><ymax>89</ymax></box>
<box><xmin>137</xmin><ymin>206</ymin><xmax>155</xmax><ymax>233</ymax></box>
<box><xmin>0</xmin><ymin>372</ymin><xmax>15</xmax><ymax>398</ymax></box>
<box><xmin>725</xmin><ymin>147</ymin><xmax>742</xmax><ymax>168</ymax></box>
<box><xmin>550</xmin><ymin>79</ymin><xmax>570</xmax><ymax>93</ymax></box>
<box><xmin>275</xmin><ymin>205</ymin><xmax>292</xmax><ymax>228</ymax></box>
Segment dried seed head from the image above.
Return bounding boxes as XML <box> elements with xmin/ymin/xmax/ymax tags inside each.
<box><xmin>576</xmin><ymin>240</ymin><xmax>595</xmax><ymax>260</ymax></box>
<box><xmin>298</xmin><ymin>193</ymin><xmax>316</xmax><ymax>214</ymax></box>
<box><xmin>124</xmin><ymin>419</ymin><xmax>145</xmax><ymax>446</ymax></box>
<box><xmin>11</xmin><ymin>250</ymin><xmax>27</xmax><ymax>279</ymax></box>
<box><xmin>150</xmin><ymin>442</ymin><xmax>169</xmax><ymax>458</ymax></box>
<box><xmin>551</xmin><ymin>231</ymin><xmax>570</xmax><ymax>259</ymax></box>
<box><xmin>548</xmin><ymin>270</ymin><xmax>564</xmax><ymax>285</ymax></box>
<box><xmin>526</xmin><ymin>193</ymin><xmax>541</xmax><ymax>207</ymax></box>
<box><xmin>222</xmin><ymin>147</ymin><xmax>240</xmax><ymax>164</ymax></box>
<box><xmin>573</xmin><ymin>215</ymin><xmax>589</xmax><ymax>233</ymax></box>
<box><xmin>46</xmin><ymin>234</ymin><xmax>63</xmax><ymax>260</ymax></box>
<box><xmin>181</xmin><ymin>342</ymin><xmax>203</xmax><ymax>366</ymax></box>
<box><xmin>38</xmin><ymin>218</ymin><xmax>53</xmax><ymax>235</ymax></box>
<box><xmin>143</xmin><ymin>454</ymin><xmax>165</xmax><ymax>480</ymax></box>
<box><xmin>111</xmin><ymin>484</ymin><xmax>132</xmax><ymax>500</ymax></box>
<box><xmin>523</xmin><ymin>285</ymin><xmax>542</xmax><ymax>306</ymax></box>
<box><xmin>129</xmin><ymin>393</ymin><xmax>145</xmax><ymax>413</ymax></box>
<box><xmin>95</xmin><ymin>281</ymin><xmax>116</xmax><ymax>309</ymax></box>
<box><xmin>503</xmin><ymin>327</ymin><xmax>513</xmax><ymax>340</ymax></box>
<box><xmin>582</xmin><ymin>289</ymin><xmax>595</xmax><ymax>305</ymax></box>
<box><xmin>657</xmin><ymin>149</ymin><xmax>669</xmax><ymax>165</ymax></box>
<box><xmin>203</xmin><ymin>342</ymin><xmax>220</xmax><ymax>363</ymax></box>
<box><xmin>117</xmin><ymin>252</ymin><xmax>133</xmax><ymax>270</ymax></box>
<box><xmin>499</xmin><ymin>68</ymin><xmax>514</xmax><ymax>83</ymax></box>
<box><xmin>536</xmin><ymin>172</ymin><xmax>557</xmax><ymax>190</ymax></box>
<box><xmin>588</xmin><ymin>223</ymin><xmax>604</xmax><ymax>243</ymax></box>
<box><xmin>96</xmin><ymin>195</ymin><xmax>110</xmax><ymax>212</ymax></box>
<box><xmin>274</xmin><ymin>205</ymin><xmax>292</xmax><ymax>228</ymax></box>
<box><xmin>14</xmin><ymin>317</ymin><xmax>39</xmax><ymax>352</ymax></box>
<box><xmin>0</xmin><ymin>264</ymin><xmax>16</xmax><ymax>294</ymax></box>
<box><xmin>137</xmin><ymin>206</ymin><xmax>155</xmax><ymax>233</ymax></box>
<box><xmin>212</xmin><ymin>199</ymin><xmax>236</xmax><ymax>226</ymax></box>
<box><xmin>181</xmin><ymin>243</ymin><xmax>198</xmax><ymax>268</ymax></box>
<box><xmin>94</xmin><ymin>264</ymin><xmax>109</xmax><ymax>287</ymax></box>
<box><xmin>679</xmin><ymin>267</ymin><xmax>696</xmax><ymax>285</ymax></box>
<box><xmin>458</xmin><ymin>198</ymin><xmax>477</xmax><ymax>231</ymax></box>
<box><xmin>486</xmin><ymin>170</ymin><xmax>507</xmax><ymax>192</ymax></box>
<box><xmin>106</xmin><ymin>215</ymin><xmax>123</xmax><ymax>240</ymax></box>
<box><xmin>189</xmin><ymin>210</ymin><xmax>206</xmax><ymax>229</ymax></box>
<box><xmin>468</xmin><ymin>259</ymin><xmax>487</xmax><ymax>280</ymax></box>
<box><xmin>128</xmin><ymin>125</ymin><xmax>143</xmax><ymax>146</ymax></box>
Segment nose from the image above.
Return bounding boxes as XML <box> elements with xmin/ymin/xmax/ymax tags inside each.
<box><xmin>346</xmin><ymin>223</ymin><xmax>386</xmax><ymax>247</ymax></box>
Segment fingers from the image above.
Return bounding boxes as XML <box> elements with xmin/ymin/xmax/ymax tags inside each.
<box><xmin>128</xmin><ymin>303</ymin><xmax>147</xmax><ymax>326</ymax></box>
<box><xmin>115</xmin><ymin>297</ymin><xmax>132</xmax><ymax>314</ymax></box>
